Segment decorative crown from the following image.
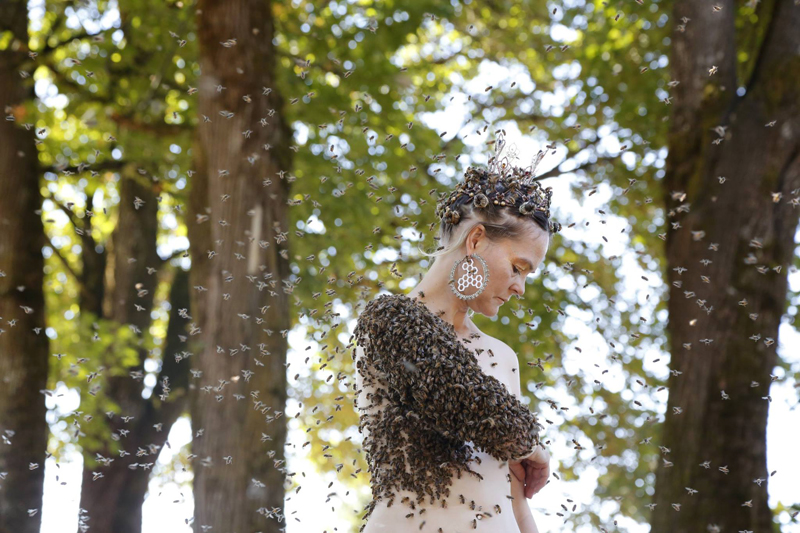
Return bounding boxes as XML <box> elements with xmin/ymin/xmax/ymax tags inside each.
<box><xmin>435</xmin><ymin>130</ymin><xmax>562</xmax><ymax>234</ymax></box>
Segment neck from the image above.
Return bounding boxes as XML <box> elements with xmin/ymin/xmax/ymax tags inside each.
<box><xmin>408</xmin><ymin>256</ymin><xmax>475</xmax><ymax>336</ymax></box>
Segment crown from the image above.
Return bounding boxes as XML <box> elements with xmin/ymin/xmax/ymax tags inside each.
<box><xmin>435</xmin><ymin>130</ymin><xmax>562</xmax><ymax>234</ymax></box>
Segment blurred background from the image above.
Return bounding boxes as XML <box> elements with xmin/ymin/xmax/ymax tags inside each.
<box><xmin>1</xmin><ymin>0</ymin><xmax>798</xmax><ymax>532</ymax></box>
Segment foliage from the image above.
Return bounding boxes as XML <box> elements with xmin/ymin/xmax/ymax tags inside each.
<box><xmin>19</xmin><ymin>0</ymin><xmax>799</xmax><ymax>530</ymax></box>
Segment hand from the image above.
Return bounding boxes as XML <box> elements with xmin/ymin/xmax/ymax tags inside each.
<box><xmin>511</xmin><ymin>445</ymin><xmax>550</xmax><ymax>499</ymax></box>
<box><xmin>509</xmin><ymin>460</ymin><xmax>527</xmax><ymax>502</ymax></box>
<box><xmin>509</xmin><ymin>459</ymin><xmax>526</xmax><ymax>484</ymax></box>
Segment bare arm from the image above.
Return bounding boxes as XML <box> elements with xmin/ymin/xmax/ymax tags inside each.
<box><xmin>507</xmin><ymin>343</ymin><xmax>540</xmax><ymax>533</ymax></box>
<box><xmin>511</xmin><ymin>466</ymin><xmax>539</xmax><ymax>533</ymax></box>
<box><xmin>516</xmin><ymin>511</ymin><xmax>540</xmax><ymax>533</ymax></box>
<box><xmin>354</xmin><ymin>295</ymin><xmax>542</xmax><ymax>462</ymax></box>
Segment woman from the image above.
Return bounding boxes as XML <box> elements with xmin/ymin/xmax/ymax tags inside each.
<box><xmin>352</xmin><ymin>136</ymin><xmax>560</xmax><ymax>532</ymax></box>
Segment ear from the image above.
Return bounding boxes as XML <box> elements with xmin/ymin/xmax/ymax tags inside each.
<box><xmin>466</xmin><ymin>224</ymin><xmax>485</xmax><ymax>254</ymax></box>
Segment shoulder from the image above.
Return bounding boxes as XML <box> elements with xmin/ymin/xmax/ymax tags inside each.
<box><xmin>354</xmin><ymin>293</ymin><xmax>444</xmax><ymax>349</ymax></box>
<box><xmin>479</xmin><ymin>333</ymin><xmax>519</xmax><ymax>365</ymax></box>
<box><xmin>358</xmin><ymin>293</ymin><xmax>413</xmax><ymax>321</ymax></box>
<box><xmin>476</xmin><ymin>332</ymin><xmax>522</xmax><ymax>396</ymax></box>
<box><xmin>355</xmin><ymin>294</ymin><xmax>404</xmax><ymax>331</ymax></box>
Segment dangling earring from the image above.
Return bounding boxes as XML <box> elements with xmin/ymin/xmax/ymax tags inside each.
<box><xmin>449</xmin><ymin>253</ymin><xmax>489</xmax><ymax>305</ymax></box>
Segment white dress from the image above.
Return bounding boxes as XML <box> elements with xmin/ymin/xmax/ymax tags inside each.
<box><xmin>354</xmin><ymin>340</ymin><xmax>525</xmax><ymax>533</ymax></box>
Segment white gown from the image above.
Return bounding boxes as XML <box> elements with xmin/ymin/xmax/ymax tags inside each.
<box><xmin>355</xmin><ymin>341</ymin><xmax>524</xmax><ymax>533</ymax></box>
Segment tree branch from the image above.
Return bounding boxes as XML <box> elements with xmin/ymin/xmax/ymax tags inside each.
<box><xmin>160</xmin><ymin>247</ymin><xmax>190</xmax><ymax>266</ymax></box>
<box><xmin>276</xmin><ymin>48</ymin><xmax>347</xmax><ymax>78</ymax></box>
<box><xmin>109</xmin><ymin>111</ymin><xmax>191</xmax><ymax>136</ymax></box>
<box><xmin>532</xmin><ymin>155</ymin><xmax>617</xmax><ymax>183</ymax></box>
<box><xmin>469</xmin><ymin>97</ymin><xmax>549</xmax><ymax>126</ymax></box>
<box><xmin>42</xmin><ymin>190</ymin><xmax>89</xmax><ymax>233</ymax></box>
<box><xmin>43</xmin><ymin>159</ymin><xmax>128</xmax><ymax>176</ymax></box>
<box><xmin>43</xmin><ymin>60</ymin><xmax>114</xmax><ymax>104</ymax></box>
<box><xmin>42</xmin><ymin>231</ymin><xmax>96</xmax><ymax>304</ymax></box>
<box><xmin>38</xmin><ymin>28</ymin><xmax>94</xmax><ymax>58</ymax></box>
<box><xmin>41</xmin><ymin>190</ymin><xmax>107</xmax><ymax>279</ymax></box>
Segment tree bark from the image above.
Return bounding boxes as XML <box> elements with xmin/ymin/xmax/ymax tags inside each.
<box><xmin>189</xmin><ymin>0</ymin><xmax>294</xmax><ymax>530</ymax></box>
<box><xmin>652</xmin><ymin>1</ymin><xmax>800</xmax><ymax>531</ymax></box>
<box><xmin>77</xmin><ymin>175</ymin><xmax>190</xmax><ymax>533</ymax></box>
<box><xmin>78</xmin><ymin>186</ymin><xmax>106</xmax><ymax>317</ymax></box>
<box><xmin>0</xmin><ymin>2</ymin><xmax>49</xmax><ymax>531</ymax></box>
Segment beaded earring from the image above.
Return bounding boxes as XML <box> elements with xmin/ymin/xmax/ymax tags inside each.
<box><xmin>449</xmin><ymin>253</ymin><xmax>489</xmax><ymax>304</ymax></box>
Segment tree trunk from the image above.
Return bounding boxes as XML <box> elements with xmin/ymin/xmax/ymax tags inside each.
<box><xmin>78</xmin><ymin>186</ymin><xmax>106</xmax><ymax>317</ymax></box>
<box><xmin>652</xmin><ymin>1</ymin><xmax>800</xmax><ymax>531</ymax></box>
<box><xmin>77</xmin><ymin>175</ymin><xmax>190</xmax><ymax>533</ymax></box>
<box><xmin>0</xmin><ymin>2</ymin><xmax>49</xmax><ymax>532</ymax></box>
<box><xmin>189</xmin><ymin>0</ymin><xmax>294</xmax><ymax>530</ymax></box>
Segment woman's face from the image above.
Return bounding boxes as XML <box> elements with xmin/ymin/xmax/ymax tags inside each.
<box><xmin>463</xmin><ymin>224</ymin><xmax>549</xmax><ymax>317</ymax></box>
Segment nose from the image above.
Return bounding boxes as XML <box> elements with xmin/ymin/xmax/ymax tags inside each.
<box><xmin>510</xmin><ymin>279</ymin><xmax>525</xmax><ymax>298</ymax></box>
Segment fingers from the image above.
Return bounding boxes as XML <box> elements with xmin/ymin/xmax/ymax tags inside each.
<box><xmin>523</xmin><ymin>461</ymin><xmax>550</xmax><ymax>499</ymax></box>
<box><xmin>535</xmin><ymin>468</ymin><xmax>549</xmax><ymax>493</ymax></box>
<box><xmin>524</xmin><ymin>461</ymin><xmax>536</xmax><ymax>498</ymax></box>
<box><xmin>519</xmin><ymin>447</ymin><xmax>553</xmax><ymax>499</ymax></box>
<box><xmin>509</xmin><ymin>462</ymin><xmax>526</xmax><ymax>483</ymax></box>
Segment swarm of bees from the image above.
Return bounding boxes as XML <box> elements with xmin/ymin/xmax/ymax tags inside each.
<box><xmin>6</xmin><ymin>0</ymin><xmax>799</xmax><ymax>531</ymax></box>
<box><xmin>352</xmin><ymin>292</ymin><xmax>543</xmax><ymax>530</ymax></box>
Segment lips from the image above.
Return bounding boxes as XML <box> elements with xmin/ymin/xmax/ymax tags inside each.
<box><xmin>497</xmin><ymin>297</ymin><xmax>506</xmax><ymax>304</ymax></box>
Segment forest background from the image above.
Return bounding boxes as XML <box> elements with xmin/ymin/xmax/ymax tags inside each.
<box><xmin>1</xmin><ymin>0</ymin><xmax>799</xmax><ymax>532</ymax></box>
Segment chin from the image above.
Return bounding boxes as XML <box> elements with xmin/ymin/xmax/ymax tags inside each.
<box><xmin>472</xmin><ymin>297</ymin><xmax>499</xmax><ymax>317</ymax></box>
<box><xmin>492</xmin><ymin>298</ymin><xmax>504</xmax><ymax>316</ymax></box>
<box><xmin>485</xmin><ymin>298</ymin><xmax>501</xmax><ymax>317</ymax></box>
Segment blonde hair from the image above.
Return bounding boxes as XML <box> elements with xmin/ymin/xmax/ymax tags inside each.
<box><xmin>419</xmin><ymin>206</ymin><xmax>550</xmax><ymax>266</ymax></box>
